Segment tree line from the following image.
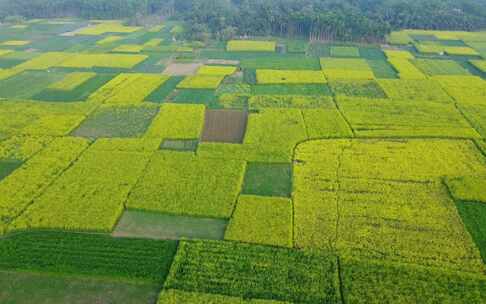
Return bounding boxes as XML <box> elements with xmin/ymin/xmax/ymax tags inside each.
<box><xmin>1</xmin><ymin>0</ymin><xmax>486</xmax><ymax>42</ymax></box>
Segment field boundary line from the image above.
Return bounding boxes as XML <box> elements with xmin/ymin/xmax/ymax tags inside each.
<box><xmin>332</xmin><ymin>94</ymin><xmax>356</xmax><ymax>138</ymax></box>
<box><xmin>337</xmin><ymin>256</ymin><xmax>346</xmax><ymax>304</ymax></box>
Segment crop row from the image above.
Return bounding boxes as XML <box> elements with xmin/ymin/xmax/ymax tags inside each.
<box><xmin>10</xmin><ymin>148</ymin><xmax>152</xmax><ymax>233</ymax></box>
<box><xmin>0</xmin><ymin>231</ymin><xmax>177</xmax><ymax>283</ymax></box>
<box><xmin>127</xmin><ymin>151</ymin><xmax>246</xmax><ymax>218</ymax></box>
<box><xmin>293</xmin><ymin>139</ymin><xmax>486</xmax><ymax>272</ymax></box>
<box><xmin>163</xmin><ymin>239</ymin><xmax>486</xmax><ymax>303</ymax></box>
<box><xmin>165</xmin><ymin>240</ymin><xmax>340</xmax><ymax>303</ymax></box>
<box><xmin>0</xmin><ymin>137</ymin><xmax>89</xmax><ymax>234</ymax></box>
<box><xmin>2</xmin><ymin>231</ymin><xmax>482</xmax><ymax>303</ymax></box>
<box><xmin>336</xmin><ymin>96</ymin><xmax>481</xmax><ymax>138</ymax></box>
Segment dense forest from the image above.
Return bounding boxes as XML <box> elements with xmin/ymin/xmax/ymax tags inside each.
<box><xmin>1</xmin><ymin>0</ymin><xmax>486</xmax><ymax>42</ymax></box>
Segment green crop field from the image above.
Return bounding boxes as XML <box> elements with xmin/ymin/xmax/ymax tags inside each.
<box><xmin>0</xmin><ymin>16</ymin><xmax>486</xmax><ymax>304</ymax></box>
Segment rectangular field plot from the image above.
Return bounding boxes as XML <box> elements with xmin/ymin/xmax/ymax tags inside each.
<box><xmin>412</xmin><ymin>59</ymin><xmax>470</xmax><ymax>75</ymax></box>
<box><xmin>378</xmin><ymin>79</ymin><xmax>453</xmax><ymax>102</ymax></box>
<box><xmin>341</xmin><ymin>257</ymin><xmax>486</xmax><ymax>303</ymax></box>
<box><xmin>169</xmin><ymin>89</ymin><xmax>219</xmax><ymax>108</ymax></box>
<box><xmin>330</xmin><ymin>46</ymin><xmax>360</xmax><ymax>57</ymax></box>
<box><xmin>225</xmin><ymin>195</ymin><xmax>293</xmax><ymax>247</ymax></box>
<box><xmin>0</xmin><ymin>70</ymin><xmax>67</xmax><ymax>99</ymax></box>
<box><xmin>335</xmin><ymin>179</ymin><xmax>484</xmax><ymax>272</ymax></box>
<box><xmin>201</xmin><ymin>109</ymin><xmax>248</xmax><ymax>144</ymax></box>
<box><xmin>251</xmin><ymin>84</ymin><xmax>331</xmax><ymax>96</ymax></box>
<box><xmin>0</xmin><ymin>101</ymin><xmax>93</xmax><ymax>137</ymax></box>
<box><xmin>88</xmin><ymin>73</ymin><xmax>169</xmax><ymax>104</ymax></box>
<box><xmin>320</xmin><ymin>58</ymin><xmax>371</xmax><ymax>70</ymax></box>
<box><xmin>2</xmin><ymin>52</ymin><xmax>72</xmax><ymax>73</ymax></box>
<box><xmin>323</xmin><ymin>69</ymin><xmax>375</xmax><ymax>80</ymax></box>
<box><xmin>366</xmin><ymin>60</ymin><xmax>398</xmax><ymax>79</ymax></box>
<box><xmin>330</xmin><ymin>80</ymin><xmax>387</xmax><ymax>98</ymax></box>
<box><xmin>165</xmin><ymin>240</ymin><xmax>340</xmax><ymax>303</ymax></box>
<box><xmin>113</xmin><ymin>210</ymin><xmax>227</xmax><ymax>240</ymax></box>
<box><xmin>0</xmin><ymin>231</ymin><xmax>177</xmax><ymax>284</ymax></box>
<box><xmin>302</xmin><ymin>107</ymin><xmax>353</xmax><ymax>139</ymax></box>
<box><xmin>177</xmin><ymin>75</ymin><xmax>225</xmax><ymax>89</ymax></box>
<box><xmin>293</xmin><ymin>139</ymin><xmax>486</xmax><ymax>272</ymax></box>
<box><xmin>127</xmin><ymin>152</ymin><xmax>246</xmax><ymax>218</ymax></box>
<box><xmin>242</xmin><ymin>163</ymin><xmax>292</xmax><ymax>197</ymax></box>
<box><xmin>256</xmin><ymin>70</ymin><xmax>326</xmax><ymax>84</ymax></box>
<box><xmin>72</xmin><ymin>105</ymin><xmax>158</xmax><ymax>138</ymax></box>
<box><xmin>197</xmin><ymin>65</ymin><xmax>237</xmax><ymax>76</ymax></box>
<box><xmin>358</xmin><ymin>47</ymin><xmax>386</xmax><ymax>60</ymax></box>
<box><xmin>296</xmin><ymin>139</ymin><xmax>486</xmax><ymax>182</ymax></box>
<box><xmin>145</xmin><ymin>103</ymin><xmax>205</xmax><ymax>140</ymax></box>
<box><xmin>244</xmin><ymin>109</ymin><xmax>308</xmax><ymax>159</ymax></box>
<box><xmin>10</xmin><ymin>150</ymin><xmax>151</xmax><ymax>233</ymax></box>
<box><xmin>248</xmin><ymin>95</ymin><xmax>333</xmax><ymax>109</ymax></box>
<box><xmin>75</xmin><ymin>21</ymin><xmax>141</xmax><ymax>35</ymax></box>
<box><xmin>163</xmin><ymin>63</ymin><xmax>202</xmax><ymax>76</ymax></box>
<box><xmin>58</xmin><ymin>53</ymin><xmax>147</xmax><ymax>69</ymax></box>
<box><xmin>240</xmin><ymin>55</ymin><xmax>320</xmax><ymax>70</ymax></box>
<box><xmin>227</xmin><ymin>40</ymin><xmax>276</xmax><ymax>52</ymax></box>
<box><xmin>337</xmin><ymin>97</ymin><xmax>481</xmax><ymax>138</ymax></box>
<box><xmin>160</xmin><ymin>139</ymin><xmax>199</xmax><ymax>152</ymax></box>
<box><xmin>388</xmin><ymin>58</ymin><xmax>426</xmax><ymax>79</ymax></box>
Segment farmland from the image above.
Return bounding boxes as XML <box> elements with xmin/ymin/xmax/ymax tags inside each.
<box><xmin>0</xmin><ymin>17</ymin><xmax>486</xmax><ymax>304</ymax></box>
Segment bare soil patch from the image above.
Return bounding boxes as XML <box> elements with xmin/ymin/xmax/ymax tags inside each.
<box><xmin>206</xmin><ymin>59</ymin><xmax>240</xmax><ymax>65</ymax></box>
<box><xmin>201</xmin><ymin>109</ymin><xmax>248</xmax><ymax>143</ymax></box>
<box><xmin>163</xmin><ymin>63</ymin><xmax>202</xmax><ymax>76</ymax></box>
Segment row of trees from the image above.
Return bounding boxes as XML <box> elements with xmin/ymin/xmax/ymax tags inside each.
<box><xmin>1</xmin><ymin>0</ymin><xmax>486</xmax><ymax>42</ymax></box>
